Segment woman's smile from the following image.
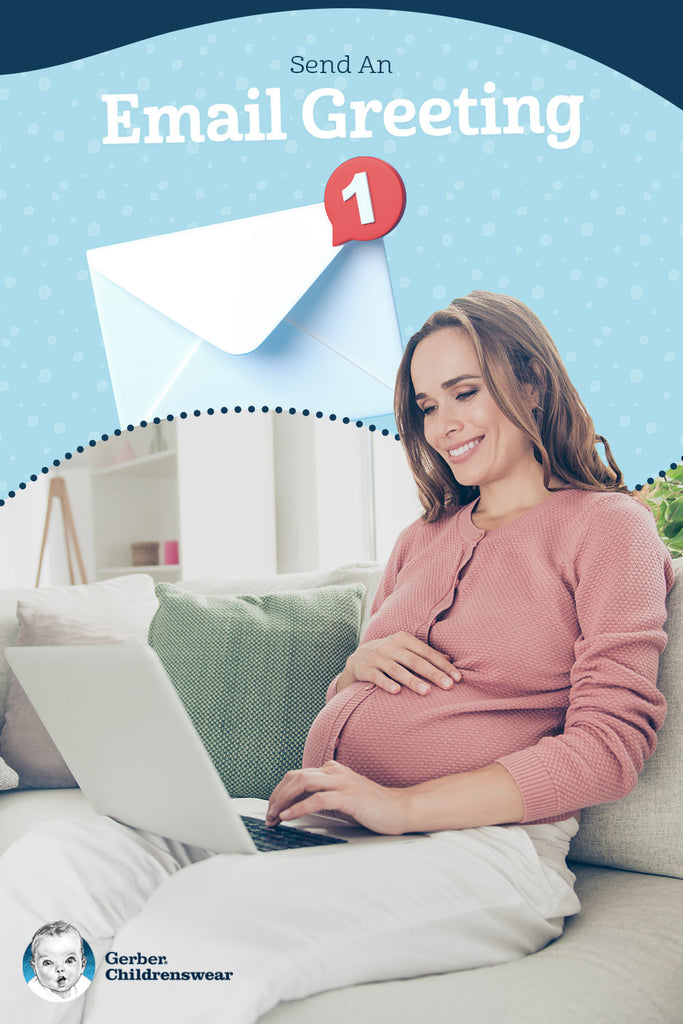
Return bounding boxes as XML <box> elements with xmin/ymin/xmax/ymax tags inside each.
<box><xmin>446</xmin><ymin>435</ymin><xmax>485</xmax><ymax>462</ymax></box>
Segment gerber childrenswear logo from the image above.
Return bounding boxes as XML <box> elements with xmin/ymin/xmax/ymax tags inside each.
<box><xmin>104</xmin><ymin>950</ymin><xmax>235</xmax><ymax>982</ymax></box>
<box><xmin>24</xmin><ymin>921</ymin><xmax>94</xmax><ymax>1002</ymax></box>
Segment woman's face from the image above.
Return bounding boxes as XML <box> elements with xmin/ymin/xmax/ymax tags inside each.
<box><xmin>410</xmin><ymin>327</ymin><xmax>538</xmax><ymax>493</ymax></box>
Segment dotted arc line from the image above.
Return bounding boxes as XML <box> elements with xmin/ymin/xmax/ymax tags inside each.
<box><xmin>0</xmin><ymin>406</ymin><xmax>679</xmax><ymax>506</ymax></box>
<box><xmin>0</xmin><ymin>406</ymin><xmax>400</xmax><ymax>506</ymax></box>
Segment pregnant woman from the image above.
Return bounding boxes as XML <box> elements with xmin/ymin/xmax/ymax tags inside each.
<box><xmin>0</xmin><ymin>292</ymin><xmax>673</xmax><ymax>1024</ymax></box>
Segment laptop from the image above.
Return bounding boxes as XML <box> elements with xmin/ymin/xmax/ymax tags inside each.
<box><xmin>4</xmin><ymin>644</ymin><xmax>419</xmax><ymax>856</ymax></box>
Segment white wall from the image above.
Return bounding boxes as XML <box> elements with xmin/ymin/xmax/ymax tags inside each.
<box><xmin>176</xmin><ymin>413</ymin><xmax>278</xmax><ymax>578</ymax></box>
<box><xmin>371</xmin><ymin>431</ymin><xmax>422</xmax><ymax>563</ymax></box>
<box><xmin>272</xmin><ymin>413</ymin><xmax>320</xmax><ymax>573</ymax></box>
<box><xmin>0</xmin><ymin>414</ymin><xmax>422</xmax><ymax>589</ymax></box>
<box><xmin>0</xmin><ymin>479</ymin><xmax>49</xmax><ymax>588</ymax></box>
<box><xmin>0</xmin><ymin>469</ymin><xmax>94</xmax><ymax>589</ymax></box>
<box><xmin>312</xmin><ymin>418</ymin><xmax>376</xmax><ymax>569</ymax></box>
<box><xmin>272</xmin><ymin>415</ymin><xmax>418</xmax><ymax>571</ymax></box>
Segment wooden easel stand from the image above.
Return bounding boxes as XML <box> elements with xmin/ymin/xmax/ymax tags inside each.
<box><xmin>35</xmin><ymin>477</ymin><xmax>88</xmax><ymax>587</ymax></box>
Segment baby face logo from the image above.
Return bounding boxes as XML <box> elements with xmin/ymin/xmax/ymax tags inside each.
<box><xmin>24</xmin><ymin>921</ymin><xmax>94</xmax><ymax>1002</ymax></box>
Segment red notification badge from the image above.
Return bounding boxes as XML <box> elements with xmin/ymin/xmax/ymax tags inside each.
<box><xmin>324</xmin><ymin>157</ymin><xmax>406</xmax><ymax>246</ymax></box>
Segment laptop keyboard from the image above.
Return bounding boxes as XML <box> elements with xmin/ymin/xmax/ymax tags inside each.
<box><xmin>240</xmin><ymin>815</ymin><xmax>348</xmax><ymax>853</ymax></box>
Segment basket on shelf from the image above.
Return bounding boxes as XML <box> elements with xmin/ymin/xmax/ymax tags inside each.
<box><xmin>131</xmin><ymin>542</ymin><xmax>160</xmax><ymax>567</ymax></box>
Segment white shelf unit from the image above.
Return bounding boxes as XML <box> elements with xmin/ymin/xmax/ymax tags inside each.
<box><xmin>47</xmin><ymin>412</ymin><xmax>419</xmax><ymax>591</ymax></box>
<box><xmin>89</xmin><ymin>425</ymin><xmax>182</xmax><ymax>582</ymax></box>
<box><xmin>92</xmin><ymin>449</ymin><xmax>178</xmax><ymax>480</ymax></box>
<box><xmin>84</xmin><ymin>414</ymin><xmax>280</xmax><ymax>582</ymax></box>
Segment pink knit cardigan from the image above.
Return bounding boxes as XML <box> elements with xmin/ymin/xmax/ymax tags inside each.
<box><xmin>303</xmin><ymin>489</ymin><xmax>674</xmax><ymax>824</ymax></box>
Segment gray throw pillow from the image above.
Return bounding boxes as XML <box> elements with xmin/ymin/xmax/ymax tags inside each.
<box><xmin>148</xmin><ymin>582</ymin><xmax>364</xmax><ymax>800</ymax></box>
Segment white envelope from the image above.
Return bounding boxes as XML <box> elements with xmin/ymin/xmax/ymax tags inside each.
<box><xmin>87</xmin><ymin>204</ymin><xmax>404</xmax><ymax>429</ymax></box>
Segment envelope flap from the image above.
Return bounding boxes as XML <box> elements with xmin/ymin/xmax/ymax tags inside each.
<box><xmin>86</xmin><ymin>204</ymin><xmax>341</xmax><ymax>355</ymax></box>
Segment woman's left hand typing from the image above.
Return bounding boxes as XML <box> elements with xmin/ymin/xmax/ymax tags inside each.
<box><xmin>265</xmin><ymin>761</ymin><xmax>411</xmax><ymax>836</ymax></box>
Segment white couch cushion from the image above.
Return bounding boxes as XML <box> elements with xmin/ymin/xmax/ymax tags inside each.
<box><xmin>0</xmin><ymin>575</ymin><xmax>158</xmax><ymax>787</ymax></box>
<box><xmin>258</xmin><ymin>865</ymin><xmax>683</xmax><ymax>1024</ymax></box>
<box><xmin>179</xmin><ymin>561</ymin><xmax>385</xmax><ymax>634</ymax></box>
<box><xmin>0</xmin><ymin>575</ymin><xmax>158</xmax><ymax>722</ymax></box>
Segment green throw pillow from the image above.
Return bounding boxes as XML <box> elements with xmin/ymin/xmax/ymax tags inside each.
<box><xmin>148</xmin><ymin>582</ymin><xmax>364</xmax><ymax>799</ymax></box>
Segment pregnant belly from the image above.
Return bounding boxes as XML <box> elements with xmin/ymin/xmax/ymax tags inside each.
<box><xmin>303</xmin><ymin>683</ymin><xmax>567</xmax><ymax>788</ymax></box>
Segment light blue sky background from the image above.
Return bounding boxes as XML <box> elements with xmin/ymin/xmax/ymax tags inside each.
<box><xmin>0</xmin><ymin>9</ymin><xmax>680</xmax><ymax>500</ymax></box>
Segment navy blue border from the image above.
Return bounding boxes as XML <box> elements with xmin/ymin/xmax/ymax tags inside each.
<box><xmin>3</xmin><ymin>3</ymin><xmax>682</xmax><ymax>109</ymax></box>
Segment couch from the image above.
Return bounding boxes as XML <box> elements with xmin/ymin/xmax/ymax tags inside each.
<box><xmin>1</xmin><ymin>559</ymin><xmax>682</xmax><ymax>1023</ymax></box>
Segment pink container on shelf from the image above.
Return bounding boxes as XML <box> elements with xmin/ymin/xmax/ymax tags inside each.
<box><xmin>163</xmin><ymin>540</ymin><xmax>179</xmax><ymax>565</ymax></box>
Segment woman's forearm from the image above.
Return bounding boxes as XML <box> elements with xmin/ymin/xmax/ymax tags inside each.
<box><xmin>267</xmin><ymin>761</ymin><xmax>526</xmax><ymax>834</ymax></box>
<box><xmin>401</xmin><ymin>763</ymin><xmax>525</xmax><ymax>832</ymax></box>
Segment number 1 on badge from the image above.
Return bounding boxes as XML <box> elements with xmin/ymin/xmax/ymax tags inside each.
<box><xmin>324</xmin><ymin>157</ymin><xmax>406</xmax><ymax>245</ymax></box>
<box><xmin>341</xmin><ymin>171</ymin><xmax>375</xmax><ymax>225</ymax></box>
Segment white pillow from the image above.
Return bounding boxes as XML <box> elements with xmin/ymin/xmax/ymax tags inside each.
<box><xmin>15</xmin><ymin>573</ymin><xmax>158</xmax><ymax>635</ymax></box>
<box><xmin>0</xmin><ymin>589</ymin><xmax>29</xmax><ymax>726</ymax></box>
<box><xmin>179</xmin><ymin>562</ymin><xmax>385</xmax><ymax>634</ymax></box>
<box><xmin>0</xmin><ymin>755</ymin><xmax>18</xmax><ymax>790</ymax></box>
<box><xmin>0</xmin><ymin>574</ymin><xmax>158</xmax><ymax>719</ymax></box>
<box><xmin>1</xmin><ymin>607</ymin><xmax>146</xmax><ymax>788</ymax></box>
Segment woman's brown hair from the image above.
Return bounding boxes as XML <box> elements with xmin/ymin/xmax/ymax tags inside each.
<box><xmin>395</xmin><ymin>291</ymin><xmax>629</xmax><ymax>522</ymax></box>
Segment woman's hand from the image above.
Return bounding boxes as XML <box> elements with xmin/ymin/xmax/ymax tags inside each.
<box><xmin>336</xmin><ymin>632</ymin><xmax>461</xmax><ymax>696</ymax></box>
<box><xmin>266</xmin><ymin>761</ymin><xmax>411</xmax><ymax>835</ymax></box>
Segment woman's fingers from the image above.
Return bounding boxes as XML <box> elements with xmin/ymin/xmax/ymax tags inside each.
<box><xmin>266</xmin><ymin>765</ymin><xmax>345</xmax><ymax>825</ymax></box>
<box><xmin>369</xmin><ymin>665</ymin><xmax>441</xmax><ymax>695</ymax></box>
<box><xmin>400</xmin><ymin>652</ymin><xmax>459</xmax><ymax>690</ymax></box>
<box><xmin>274</xmin><ymin>788</ymin><xmax>347</xmax><ymax>824</ymax></box>
<box><xmin>354</xmin><ymin>633</ymin><xmax>462</xmax><ymax>694</ymax></box>
<box><xmin>401</xmin><ymin>634</ymin><xmax>462</xmax><ymax>683</ymax></box>
<box><xmin>266</xmin><ymin>763</ymin><xmax>409</xmax><ymax>836</ymax></box>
